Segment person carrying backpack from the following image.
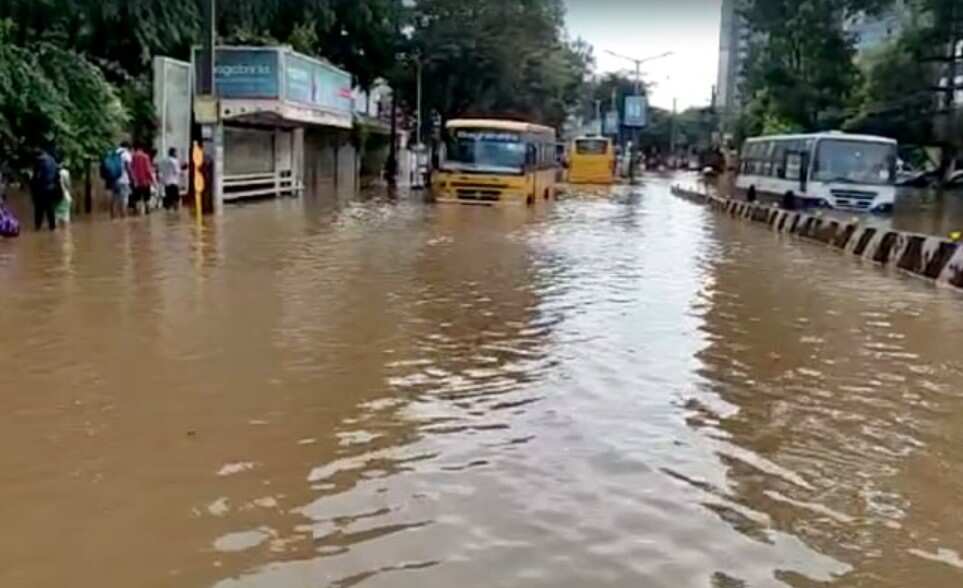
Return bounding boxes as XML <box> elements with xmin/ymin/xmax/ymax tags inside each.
<box><xmin>101</xmin><ymin>141</ymin><xmax>133</xmax><ymax>219</ymax></box>
<box><xmin>31</xmin><ymin>147</ymin><xmax>61</xmax><ymax>231</ymax></box>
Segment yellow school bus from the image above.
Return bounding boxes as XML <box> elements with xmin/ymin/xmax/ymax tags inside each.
<box><xmin>568</xmin><ymin>136</ymin><xmax>616</xmax><ymax>185</ymax></box>
<box><xmin>433</xmin><ymin>119</ymin><xmax>558</xmax><ymax>206</ymax></box>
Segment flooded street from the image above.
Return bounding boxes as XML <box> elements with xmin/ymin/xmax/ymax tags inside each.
<box><xmin>3</xmin><ymin>177</ymin><xmax>963</xmax><ymax>588</ymax></box>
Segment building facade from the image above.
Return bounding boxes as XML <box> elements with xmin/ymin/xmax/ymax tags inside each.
<box><xmin>716</xmin><ymin>0</ymin><xmax>752</xmax><ymax>130</ymax></box>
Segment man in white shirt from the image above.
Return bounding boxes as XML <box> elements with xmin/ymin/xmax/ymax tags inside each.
<box><xmin>158</xmin><ymin>147</ymin><xmax>183</xmax><ymax>210</ymax></box>
<box><xmin>110</xmin><ymin>142</ymin><xmax>134</xmax><ymax>219</ymax></box>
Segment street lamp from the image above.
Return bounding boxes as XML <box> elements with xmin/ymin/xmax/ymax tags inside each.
<box><xmin>604</xmin><ymin>50</ymin><xmax>674</xmax><ymax>95</ymax></box>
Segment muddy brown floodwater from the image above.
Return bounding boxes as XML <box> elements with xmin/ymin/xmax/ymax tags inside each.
<box><xmin>2</xmin><ymin>177</ymin><xmax>963</xmax><ymax>588</ymax></box>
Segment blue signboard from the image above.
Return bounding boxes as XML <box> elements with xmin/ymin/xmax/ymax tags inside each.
<box><xmin>604</xmin><ymin>110</ymin><xmax>620</xmax><ymax>136</ymax></box>
<box><xmin>623</xmin><ymin>95</ymin><xmax>648</xmax><ymax>128</ymax></box>
<box><xmin>284</xmin><ymin>53</ymin><xmax>353</xmax><ymax>113</ymax></box>
<box><xmin>196</xmin><ymin>48</ymin><xmax>280</xmax><ymax>99</ymax></box>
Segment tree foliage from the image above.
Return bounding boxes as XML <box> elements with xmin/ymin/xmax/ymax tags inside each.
<box><xmin>739</xmin><ymin>0</ymin><xmax>882</xmax><ymax>132</ymax></box>
<box><xmin>0</xmin><ymin>0</ymin><xmax>407</xmax><ymax>171</ymax></box>
<box><xmin>0</xmin><ymin>20</ymin><xmax>126</xmax><ymax>175</ymax></box>
<box><xmin>401</xmin><ymin>0</ymin><xmax>592</xmax><ymax>129</ymax></box>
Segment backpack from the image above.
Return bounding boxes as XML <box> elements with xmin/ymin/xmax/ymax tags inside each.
<box><xmin>101</xmin><ymin>150</ymin><xmax>123</xmax><ymax>185</ymax></box>
<box><xmin>0</xmin><ymin>202</ymin><xmax>20</xmax><ymax>238</ymax></box>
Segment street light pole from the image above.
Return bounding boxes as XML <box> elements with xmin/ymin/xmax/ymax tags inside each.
<box><xmin>605</xmin><ymin>50</ymin><xmax>673</xmax><ymax>96</ymax></box>
<box><xmin>416</xmin><ymin>58</ymin><xmax>423</xmax><ymax>147</ymax></box>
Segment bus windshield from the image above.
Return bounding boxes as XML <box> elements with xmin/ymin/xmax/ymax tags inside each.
<box><xmin>575</xmin><ymin>139</ymin><xmax>609</xmax><ymax>155</ymax></box>
<box><xmin>813</xmin><ymin>140</ymin><xmax>896</xmax><ymax>186</ymax></box>
<box><xmin>444</xmin><ymin>129</ymin><xmax>526</xmax><ymax>172</ymax></box>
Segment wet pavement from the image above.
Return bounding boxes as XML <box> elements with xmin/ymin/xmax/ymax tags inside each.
<box><xmin>2</xmin><ymin>178</ymin><xmax>963</xmax><ymax>587</ymax></box>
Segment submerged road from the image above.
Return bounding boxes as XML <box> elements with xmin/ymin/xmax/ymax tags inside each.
<box><xmin>2</xmin><ymin>177</ymin><xmax>963</xmax><ymax>587</ymax></box>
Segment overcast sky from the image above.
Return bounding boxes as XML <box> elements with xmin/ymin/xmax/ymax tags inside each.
<box><xmin>564</xmin><ymin>0</ymin><xmax>722</xmax><ymax>111</ymax></box>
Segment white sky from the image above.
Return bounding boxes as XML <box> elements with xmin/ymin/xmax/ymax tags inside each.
<box><xmin>564</xmin><ymin>0</ymin><xmax>722</xmax><ymax>111</ymax></box>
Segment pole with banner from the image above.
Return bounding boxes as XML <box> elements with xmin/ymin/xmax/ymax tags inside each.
<box><xmin>193</xmin><ymin>0</ymin><xmax>222</xmax><ymax>215</ymax></box>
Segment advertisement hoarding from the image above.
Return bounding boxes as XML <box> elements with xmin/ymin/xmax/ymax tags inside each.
<box><xmin>284</xmin><ymin>53</ymin><xmax>353</xmax><ymax>113</ymax></box>
<box><xmin>604</xmin><ymin>110</ymin><xmax>620</xmax><ymax>136</ymax></box>
<box><xmin>208</xmin><ymin>48</ymin><xmax>281</xmax><ymax>99</ymax></box>
<box><xmin>623</xmin><ymin>95</ymin><xmax>648</xmax><ymax>128</ymax></box>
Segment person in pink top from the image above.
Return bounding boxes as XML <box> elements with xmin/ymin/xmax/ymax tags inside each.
<box><xmin>130</xmin><ymin>144</ymin><xmax>156</xmax><ymax>215</ymax></box>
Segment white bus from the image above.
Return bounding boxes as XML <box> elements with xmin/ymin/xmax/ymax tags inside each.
<box><xmin>736</xmin><ymin>132</ymin><xmax>898</xmax><ymax>212</ymax></box>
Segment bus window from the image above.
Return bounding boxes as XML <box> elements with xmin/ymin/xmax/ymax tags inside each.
<box><xmin>772</xmin><ymin>141</ymin><xmax>787</xmax><ymax>178</ymax></box>
<box><xmin>760</xmin><ymin>141</ymin><xmax>774</xmax><ymax>176</ymax></box>
<box><xmin>785</xmin><ymin>140</ymin><xmax>804</xmax><ymax>180</ymax></box>
<box><xmin>576</xmin><ymin>139</ymin><xmax>609</xmax><ymax>155</ymax></box>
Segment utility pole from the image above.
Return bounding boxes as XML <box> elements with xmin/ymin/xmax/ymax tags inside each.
<box><xmin>385</xmin><ymin>0</ymin><xmax>401</xmax><ymax>188</ymax></box>
<box><xmin>416</xmin><ymin>58</ymin><xmax>423</xmax><ymax>147</ymax></box>
<box><xmin>605</xmin><ymin>50</ymin><xmax>673</xmax><ymax>166</ymax></box>
<box><xmin>195</xmin><ymin>0</ymin><xmax>222</xmax><ymax>215</ymax></box>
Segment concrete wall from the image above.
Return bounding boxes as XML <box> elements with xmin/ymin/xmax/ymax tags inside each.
<box><xmin>671</xmin><ymin>184</ymin><xmax>963</xmax><ymax>292</ymax></box>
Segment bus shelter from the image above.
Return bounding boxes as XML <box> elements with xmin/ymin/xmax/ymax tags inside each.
<box><xmin>193</xmin><ymin>46</ymin><xmax>353</xmax><ymax>202</ymax></box>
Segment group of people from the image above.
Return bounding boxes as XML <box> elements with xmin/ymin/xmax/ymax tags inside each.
<box><xmin>101</xmin><ymin>142</ymin><xmax>184</xmax><ymax>219</ymax></box>
<box><xmin>0</xmin><ymin>141</ymin><xmax>186</xmax><ymax>238</ymax></box>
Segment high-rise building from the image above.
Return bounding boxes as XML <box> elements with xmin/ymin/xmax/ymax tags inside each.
<box><xmin>716</xmin><ymin>0</ymin><xmax>751</xmax><ymax>127</ymax></box>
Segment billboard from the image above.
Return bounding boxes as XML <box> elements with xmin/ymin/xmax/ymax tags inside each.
<box><xmin>604</xmin><ymin>110</ymin><xmax>620</xmax><ymax>136</ymax></box>
<box><xmin>210</xmin><ymin>48</ymin><xmax>280</xmax><ymax>99</ymax></box>
<box><xmin>623</xmin><ymin>95</ymin><xmax>648</xmax><ymax>128</ymax></box>
<box><xmin>192</xmin><ymin>46</ymin><xmax>354</xmax><ymax>128</ymax></box>
<box><xmin>284</xmin><ymin>53</ymin><xmax>353</xmax><ymax>113</ymax></box>
<box><xmin>153</xmin><ymin>57</ymin><xmax>191</xmax><ymax>189</ymax></box>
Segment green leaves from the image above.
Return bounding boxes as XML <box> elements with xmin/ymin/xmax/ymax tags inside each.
<box><xmin>402</xmin><ymin>0</ymin><xmax>589</xmax><ymax>129</ymax></box>
<box><xmin>0</xmin><ymin>26</ymin><xmax>125</xmax><ymax>174</ymax></box>
<box><xmin>741</xmin><ymin>0</ymin><xmax>869</xmax><ymax>132</ymax></box>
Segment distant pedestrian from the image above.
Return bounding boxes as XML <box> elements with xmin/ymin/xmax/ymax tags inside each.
<box><xmin>131</xmin><ymin>144</ymin><xmax>156</xmax><ymax>215</ymax></box>
<box><xmin>102</xmin><ymin>142</ymin><xmax>133</xmax><ymax>219</ymax></box>
<box><xmin>30</xmin><ymin>147</ymin><xmax>61</xmax><ymax>231</ymax></box>
<box><xmin>56</xmin><ymin>162</ymin><xmax>73</xmax><ymax>228</ymax></box>
<box><xmin>158</xmin><ymin>147</ymin><xmax>183</xmax><ymax>210</ymax></box>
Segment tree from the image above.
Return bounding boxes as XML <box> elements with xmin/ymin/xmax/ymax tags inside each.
<box><xmin>740</xmin><ymin>0</ymin><xmax>892</xmax><ymax>132</ymax></box>
<box><xmin>402</xmin><ymin>0</ymin><xmax>592</xmax><ymax>129</ymax></box>
<box><xmin>0</xmin><ymin>20</ymin><xmax>126</xmax><ymax>175</ymax></box>
<box><xmin>846</xmin><ymin>0</ymin><xmax>963</xmax><ymax>178</ymax></box>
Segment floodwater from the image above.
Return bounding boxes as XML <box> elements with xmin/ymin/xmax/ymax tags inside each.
<box><xmin>2</xmin><ymin>178</ymin><xmax>963</xmax><ymax>588</ymax></box>
<box><xmin>713</xmin><ymin>171</ymin><xmax>963</xmax><ymax>237</ymax></box>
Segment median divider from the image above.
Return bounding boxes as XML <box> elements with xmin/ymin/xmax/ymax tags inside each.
<box><xmin>671</xmin><ymin>184</ymin><xmax>963</xmax><ymax>292</ymax></box>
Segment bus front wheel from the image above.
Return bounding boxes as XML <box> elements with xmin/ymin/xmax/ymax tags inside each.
<box><xmin>746</xmin><ymin>185</ymin><xmax>757</xmax><ymax>203</ymax></box>
<box><xmin>544</xmin><ymin>189</ymin><xmax>550</xmax><ymax>201</ymax></box>
<box><xmin>527</xmin><ymin>195</ymin><xmax>535</xmax><ymax>206</ymax></box>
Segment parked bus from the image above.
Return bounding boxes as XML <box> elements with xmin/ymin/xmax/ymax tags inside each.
<box><xmin>433</xmin><ymin>119</ymin><xmax>558</xmax><ymax>206</ymax></box>
<box><xmin>736</xmin><ymin>132</ymin><xmax>898</xmax><ymax>212</ymax></box>
<box><xmin>568</xmin><ymin>136</ymin><xmax>616</xmax><ymax>185</ymax></box>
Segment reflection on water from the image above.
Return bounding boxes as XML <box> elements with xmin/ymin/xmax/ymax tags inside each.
<box><xmin>2</xmin><ymin>180</ymin><xmax>963</xmax><ymax>588</ymax></box>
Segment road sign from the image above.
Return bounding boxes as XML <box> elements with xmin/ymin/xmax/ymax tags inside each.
<box><xmin>624</xmin><ymin>95</ymin><xmax>648</xmax><ymax>128</ymax></box>
<box><xmin>604</xmin><ymin>111</ymin><xmax>619</xmax><ymax>136</ymax></box>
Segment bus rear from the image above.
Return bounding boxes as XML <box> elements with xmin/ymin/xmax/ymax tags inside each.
<box><xmin>568</xmin><ymin>137</ymin><xmax>615</xmax><ymax>185</ymax></box>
